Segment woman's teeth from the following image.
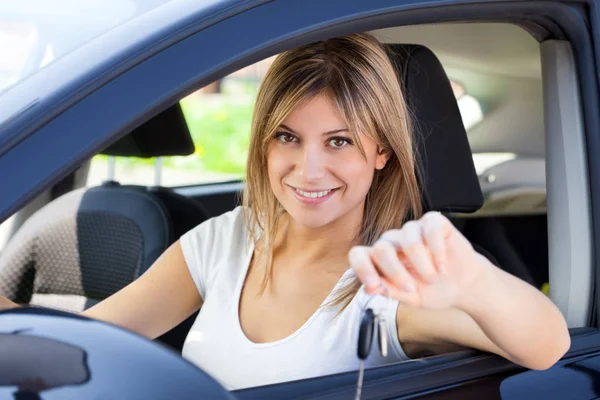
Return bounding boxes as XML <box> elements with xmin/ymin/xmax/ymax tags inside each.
<box><xmin>295</xmin><ymin>188</ymin><xmax>333</xmax><ymax>198</ymax></box>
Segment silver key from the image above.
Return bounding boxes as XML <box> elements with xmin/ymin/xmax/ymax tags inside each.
<box><xmin>377</xmin><ymin>313</ymin><xmax>388</xmax><ymax>357</ymax></box>
<box><xmin>355</xmin><ymin>360</ymin><xmax>365</xmax><ymax>400</ymax></box>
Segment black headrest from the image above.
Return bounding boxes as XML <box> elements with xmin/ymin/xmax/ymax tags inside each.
<box><xmin>385</xmin><ymin>44</ymin><xmax>483</xmax><ymax>213</ymax></box>
<box><xmin>101</xmin><ymin>103</ymin><xmax>195</xmax><ymax>158</ymax></box>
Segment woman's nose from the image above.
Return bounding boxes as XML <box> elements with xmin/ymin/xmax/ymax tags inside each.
<box><xmin>296</xmin><ymin>146</ymin><xmax>326</xmax><ymax>181</ymax></box>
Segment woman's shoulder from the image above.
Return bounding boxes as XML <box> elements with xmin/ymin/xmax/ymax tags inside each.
<box><xmin>179</xmin><ymin>206</ymin><xmax>251</xmax><ymax>299</ymax></box>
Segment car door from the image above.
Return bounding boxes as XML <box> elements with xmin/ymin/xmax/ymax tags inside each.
<box><xmin>1</xmin><ymin>0</ymin><xmax>600</xmax><ymax>399</ymax></box>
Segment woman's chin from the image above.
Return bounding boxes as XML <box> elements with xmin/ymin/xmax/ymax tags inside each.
<box><xmin>284</xmin><ymin>208</ymin><xmax>337</xmax><ymax>229</ymax></box>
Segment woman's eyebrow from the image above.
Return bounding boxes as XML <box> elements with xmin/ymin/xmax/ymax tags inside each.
<box><xmin>279</xmin><ymin>124</ymin><xmax>349</xmax><ymax>136</ymax></box>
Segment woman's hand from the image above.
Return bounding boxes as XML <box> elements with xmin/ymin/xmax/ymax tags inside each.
<box><xmin>349</xmin><ymin>211</ymin><xmax>483</xmax><ymax>309</ymax></box>
<box><xmin>349</xmin><ymin>212</ymin><xmax>491</xmax><ymax>309</ymax></box>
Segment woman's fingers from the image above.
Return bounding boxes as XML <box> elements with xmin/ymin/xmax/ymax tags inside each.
<box><xmin>349</xmin><ymin>245</ymin><xmax>415</xmax><ymax>296</ymax></box>
<box><xmin>379</xmin><ymin>276</ymin><xmax>421</xmax><ymax>306</ymax></box>
<box><xmin>421</xmin><ymin>211</ymin><xmax>447</xmax><ymax>274</ymax></box>
<box><xmin>349</xmin><ymin>212</ymin><xmax>453</xmax><ymax>295</ymax></box>
<box><xmin>349</xmin><ymin>246</ymin><xmax>381</xmax><ymax>291</ymax></box>
<box><xmin>370</xmin><ymin>241</ymin><xmax>416</xmax><ymax>292</ymax></box>
<box><xmin>380</xmin><ymin>221</ymin><xmax>437</xmax><ymax>283</ymax></box>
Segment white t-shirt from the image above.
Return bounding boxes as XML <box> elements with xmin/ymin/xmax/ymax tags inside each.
<box><xmin>180</xmin><ymin>206</ymin><xmax>409</xmax><ymax>390</ymax></box>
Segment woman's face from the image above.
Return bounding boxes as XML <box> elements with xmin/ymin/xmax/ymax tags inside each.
<box><xmin>267</xmin><ymin>93</ymin><xmax>389</xmax><ymax>229</ymax></box>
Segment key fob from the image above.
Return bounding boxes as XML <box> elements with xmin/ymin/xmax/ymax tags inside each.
<box><xmin>358</xmin><ymin>308</ymin><xmax>375</xmax><ymax>360</ymax></box>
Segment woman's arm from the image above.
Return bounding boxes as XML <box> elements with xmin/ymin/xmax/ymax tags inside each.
<box><xmin>349</xmin><ymin>212</ymin><xmax>570</xmax><ymax>370</ymax></box>
<box><xmin>396</xmin><ymin>255</ymin><xmax>569</xmax><ymax>369</ymax></box>
<box><xmin>1</xmin><ymin>240</ymin><xmax>203</xmax><ymax>340</ymax></box>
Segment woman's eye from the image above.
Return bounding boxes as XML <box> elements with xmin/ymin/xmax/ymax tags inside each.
<box><xmin>275</xmin><ymin>132</ymin><xmax>297</xmax><ymax>143</ymax></box>
<box><xmin>329</xmin><ymin>137</ymin><xmax>353</xmax><ymax>148</ymax></box>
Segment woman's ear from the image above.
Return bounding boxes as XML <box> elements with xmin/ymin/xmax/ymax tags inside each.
<box><xmin>375</xmin><ymin>147</ymin><xmax>391</xmax><ymax>170</ymax></box>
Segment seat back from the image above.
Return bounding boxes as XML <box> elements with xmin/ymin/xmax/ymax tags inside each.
<box><xmin>385</xmin><ymin>44</ymin><xmax>484</xmax><ymax>214</ymax></box>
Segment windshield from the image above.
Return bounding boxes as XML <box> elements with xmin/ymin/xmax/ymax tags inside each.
<box><xmin>0</xmin><ymin>0</ymin><xmax>174</xmax><ymax>93</ymax></box>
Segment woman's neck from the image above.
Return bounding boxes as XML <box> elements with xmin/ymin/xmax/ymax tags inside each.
<box><xmin>274</xmin><ymin>206</ymin><xmax>364</xmax><ymax>272</ymax></box>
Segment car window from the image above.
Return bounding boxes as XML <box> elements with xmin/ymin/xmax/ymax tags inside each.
<box><xmin>86</xmin><ymin>60</ymin><xmax>482</xmax><ymax>188</ymax></box>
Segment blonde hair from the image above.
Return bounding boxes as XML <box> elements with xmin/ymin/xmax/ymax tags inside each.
<box><xmin>242</xmin><ymin>33</ymin><xmax>423</xmax><ymax>310</ymax></box>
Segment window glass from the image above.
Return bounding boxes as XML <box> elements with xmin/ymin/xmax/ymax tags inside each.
<box><xmin>0</xmin><ymin>1</ymin><xmax>175</xmax><ymax>94</ymax></box>
<box><xmin>450</xmin><ymin>80</ymin><xmax>483</xmax><ymax>131</ymax></box>
<box><xmin>0</xmin><ymin>21</ymin><xmax>38</xmax><ymax>91</ymax></box>
<box><xmin>472</xmin><ymin>152</ymin><xmax>517</xmax><ymax>175</ymax></box>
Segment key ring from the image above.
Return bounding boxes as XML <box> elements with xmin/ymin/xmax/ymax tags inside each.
<box><xmin>361</xmin><ymin>284</ymin><xmax>393</xmax><ymax>317</ymax></box>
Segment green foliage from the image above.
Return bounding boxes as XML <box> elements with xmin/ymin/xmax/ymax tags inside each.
<box><xmin>180</xmin><ymin>93</ymin><xmax>254</xmax><ymax>174</ymax></box>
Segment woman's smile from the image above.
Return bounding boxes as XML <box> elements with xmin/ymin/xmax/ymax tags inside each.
<box><xmin>287</xmin><ymin>184</ymin><xmax>340</xmax><ymax>205</ymax></box>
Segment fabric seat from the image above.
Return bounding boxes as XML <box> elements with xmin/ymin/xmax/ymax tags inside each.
<box><xmin>0</xmin><ymin>104</ymin><xmax>208</xmax><ymax>351</ymax></box>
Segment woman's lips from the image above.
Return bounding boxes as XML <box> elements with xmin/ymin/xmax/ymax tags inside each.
<box><xmin>288</xmin><ymin>185</ymin><xmax>338</xmax><ymax>205</ymax></box>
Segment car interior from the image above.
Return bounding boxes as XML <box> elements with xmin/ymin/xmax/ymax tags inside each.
<box><xmin>0</xmin><ymin>20</ymin><xmax>592</xmax><ymax>388</ymax></box>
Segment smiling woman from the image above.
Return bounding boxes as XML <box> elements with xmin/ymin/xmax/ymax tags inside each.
<box><xmin>179</xmin><ymin>35</ymin><xmax>427</xmax><ymax>389</ymax></box>
<box><xmin>174</xmin><ymin>33</ymin><xmax>568</xmax><ymax>389</ymax></box>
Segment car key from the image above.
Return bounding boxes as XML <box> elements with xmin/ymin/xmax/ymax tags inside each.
<box><xmin>377</xmin><ymin>311</ymin><xmax>388</xmax><ymax>357</ymax></box>
<box><xmin>376</xmin><ymin>286</ymin><xmax>392</xmax><ymax>358</ymax></box>
<box><xmin>356</xmin><ymin>308</ymin><xmax>375</xmax><ymax>400</ymax></box>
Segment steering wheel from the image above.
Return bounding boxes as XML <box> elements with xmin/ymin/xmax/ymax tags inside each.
<box><xmin>0</xmin><ymin>307</ymin><xmax>234</xmax><ymax>400</ymax></box>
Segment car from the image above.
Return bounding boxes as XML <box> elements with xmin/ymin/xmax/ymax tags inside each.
<box><xmin>1</xmin><ymin>0</ymin><xmax>600</xmax><ymax>399</ymax></box>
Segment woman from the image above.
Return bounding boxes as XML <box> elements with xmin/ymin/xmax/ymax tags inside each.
<box><xmin>0</xmin><ymin>33</ymin><xmax>569</xmax><ymax>390</ymax></box>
